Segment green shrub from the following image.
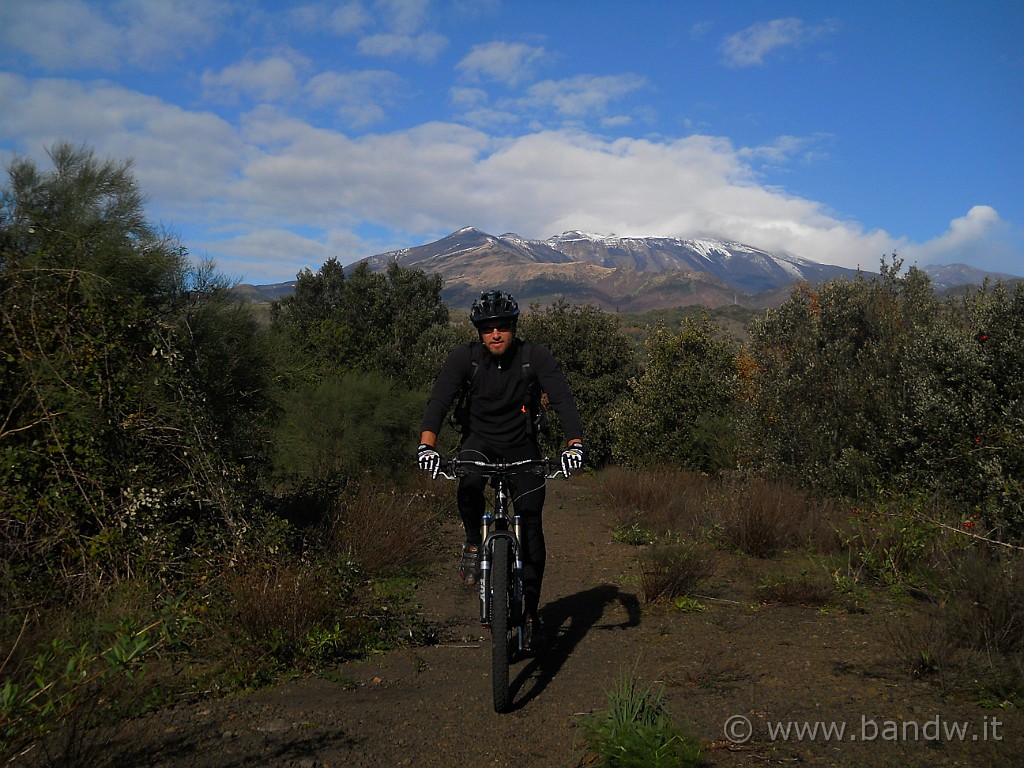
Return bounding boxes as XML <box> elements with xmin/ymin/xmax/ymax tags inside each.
<box><xmin>272</xmin><ymin>371</ymin><xmax>423</xmax><ymax>487</ymax></box>
<box><xmin>838</xmin><ymin>503</ymin><xmax>937</xmax><ymax>590</ymax></box>
<box><xmin>576</xmin><ymin>670</ymin><xmax>701</xmax><ymax>767</ymax></box>
<box><xmin>269</xmin><ymin>259</ymin><xmax>449</xmax><ymax>387</ymax></box>
<box><xmin>742</xmin><ymin>259</ymin><xmax>1024</xmax><ymax>541</ymax></box>
<box><xmin>519</xmin><ymin>299</ymin><xmax>640</xmax><ymax>466</ymax></box>
<box><xmin>0</xmin><ymin>144</ymin><xmax>275</xmax><ymax>599</ymax></box>
<box><xmin>610</xmin><ymin>316</ymin><xmax>739</xmax><ymax>471</ymax></box>
<box><xmin>0</xmin><ymin>595</ymin><xmax>195</xmax><ymax>764</ymax></box>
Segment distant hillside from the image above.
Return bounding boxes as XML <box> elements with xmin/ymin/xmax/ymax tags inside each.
<box><xmin>231</xmin><ymin>230</ymin><xmax>1021</xmax><ymax>312</ymax></box>
<box><xmin>230</xmin><ymin>281</ymin><xmax>298</xmax><ymax>302</ymax></box>
<box><xmin>354</xmin><ymin>227</ymin><xmax>864</xmax><ymax>311</ymax></box>
<box><xmin>921</xmin><ymin>263</ymin><xmax>1022</xmax><ymax>291</ymax></box>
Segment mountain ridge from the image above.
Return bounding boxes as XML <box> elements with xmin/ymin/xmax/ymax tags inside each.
<box><xmin>358</xmin><ymin>227</ymin><xmax>863</xmax><ymax>311</ymax></box>
<box><xmin>235</xmin><ymin>228</ymin><xmax>1021</xmax><ymax>312</ymax></box>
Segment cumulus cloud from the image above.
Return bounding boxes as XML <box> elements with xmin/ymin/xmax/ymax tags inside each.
<box><xmin>328</xmin><ymin>1</ymin><xmax>374</xmax><ymax>35</ymax></box>
<box><xmin>375</xmin><ymin>0</ymin><xmax>432</xmax><ymax>36</ymax></box>
<box><xmin>0</xmin><ymin>73</ymin><xmax>240</xmax><ymax>217</ymax></box>
<box><xmin>201</xmin><ymin>53</ymin><xmax>309</xmax><ymax>104</ymax></box>
<box><xmin>520</xmin><ymin>74</ymin><xmax>647</xmax><ymax>118</ymax></box>
<box><xmin>720</xmin><ymin>17</ymin><xmax>839</xmax><ymax>68</ymax></box>
<box><xmin>357</xmin><ymin>31</ymin><xmax>448</xmax><ymax>62</ymax></box>
<box><xmin>1</xmin><ymin>73</ymin><xmax>1013</xmax><ymax>284</ymax></box>
<box><xmin>0</xmin><ymin>0</ymin><xmax>228</xmax><ymax>71</ymax></box>
<box><xmin>454</xmin><ymin>72</ymin><xmax>647</xmax><ymax>128</ymax></box>
<box><xmin>199</xmin><ymin>52</ymin><xmax>403</xmax><ymax>128</ymax></box>
<box><xmin>305</xmin><ymin>69</ymin><xmax>403</xmax><ymax>127</ymax></box>
<box><xmin>904</xmin><ymin>206</ymin><xmax>1019</xmax><ymax>270</ymax></box>
<box><xmin>456</xmin><ymin>42</ymin><xmax>548</xmax><ymax>87</ymax></box>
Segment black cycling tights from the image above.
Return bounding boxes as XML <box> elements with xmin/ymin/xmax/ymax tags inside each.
<box><xmin>456</xmin><ymin>434</ymin><xmax>546</xmax><ymax>616</ymax></box>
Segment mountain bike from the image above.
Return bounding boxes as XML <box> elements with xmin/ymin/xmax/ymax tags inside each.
<box><xmin>436</xmin><ymin>456</ymin><xmax>565</xmax><ymax>713</ymax></box>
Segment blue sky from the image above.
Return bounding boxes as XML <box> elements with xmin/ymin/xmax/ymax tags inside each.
<box><xmin>1</xmin><ymin>0</ymin><xmax>1021</xmax><ymax>285</ymax></box>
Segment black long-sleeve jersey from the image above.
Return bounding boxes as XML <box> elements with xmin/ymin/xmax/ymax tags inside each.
<box><xmin>420</xmin><ymin>338</ymin><xmax>583</xmax><ymax>447</ymax></box>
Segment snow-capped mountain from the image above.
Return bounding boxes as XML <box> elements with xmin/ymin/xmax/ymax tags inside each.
<box><xmin>237</xmin><ymin>228</ymin><xmax>1020</xmax><ymax>311</ymax></box>
<box><xmin>357</xmin><ymin>227</ymin><xmax>864</xmax><ymax>311</ymax></box>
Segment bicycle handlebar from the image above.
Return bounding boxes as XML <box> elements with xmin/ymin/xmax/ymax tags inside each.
<box><xmin>435</xmin><ymin>457</ymin><xmax>566</xmax><ymax>481</ymax></box>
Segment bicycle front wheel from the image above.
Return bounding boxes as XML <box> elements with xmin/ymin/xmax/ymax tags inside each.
<box><xmin>490</xmin><ymin>536</ymin><xmax>514</xmax><ymax>713</ymax></box>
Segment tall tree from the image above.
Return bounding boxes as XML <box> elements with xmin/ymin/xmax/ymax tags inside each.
<box><xmin>1</xmin><ymin>143</ymin><xmax>273</xmax><ymax>596</ymax></box>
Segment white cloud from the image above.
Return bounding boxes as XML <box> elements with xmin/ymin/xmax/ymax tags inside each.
<box><xmin>0</xmin><ymin>0</ymin><xmax>228</xmax><ymax>71</ymax></box>
<box><xmin>328</xmin><ymin>1</ymin><xmax>374</xmax><ymax>35</ymax></box>
<box><xmin>904</xmin><ymin>206</ymin><xmax>1019</xmax><ymax>270</ymax></box>
<box><xmin>520</xmin><ymin>74</ymin><xmax>647</xmax><ymax>118</ymax></box>
<box><xmin>720</xmin><ymin>17</ymin><xmax>839</xmax><ymax>68</ymax></box>
<box><xmin>456</xmin><ymin>42</ymin><xmax>548</xmax><ymax>87</ymax></box>
<box><xmin>343</xmin><ymin>0</ymin><xmax>447</xmax><ymax>62</ymax></box>
<box><xmin>739</xmin><ymin>134</ymin><xmax>834</xmax><ymax>168</ymax></box>
<box><xmin>305</xmin><ymin>69</ymin><xmax>402</xmax><ymax>127</ymax></box>
<box><xmin>0</xmin><ymin>73</ymin><xmax>241</xmax><ymax>217</ymax></box>
<box><xmin>357</xmin><ymin>31</ymin><xmax>448</xmax><ymax>62</ymax></box>
<box><xmin>2</xmin><ymin>74</ymin><xmax>1013</xmax><ymax>284</ymax></box>
<box><xmin>201</xmin><ymin>53</ymin><xmax>309</xmax><ymax>104</ymax></box>
<box><xmin>200</xmin><ymin>228</ymin><xmax>339</xmax><ymax>284</ymax></box>
<box><xmin>374</xmin><ymin>0</ymin><xmax>432</xmax><ymax>36</ymax></box>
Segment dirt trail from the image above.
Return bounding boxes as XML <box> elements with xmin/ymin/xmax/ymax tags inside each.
<box><xmin>106</xmin><ymin>473</ymin><xmax>1023</xmax><ymax>767</ymax></box>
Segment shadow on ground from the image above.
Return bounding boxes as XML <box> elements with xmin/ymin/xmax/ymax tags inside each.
<box><xmin>510</xmin><ymin>583</ymin><xmax>642</xmax><ymax>710</ymax></box>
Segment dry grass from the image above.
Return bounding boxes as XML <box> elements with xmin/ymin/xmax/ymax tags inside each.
<box><xmin>943</xmin><ymin>548</ymin><xmax>1024</xmax><ymax>656</ymax></box>
<box><xmin>602</xmin><ymin>466</ymin><xmax>842</xmax><ymax>560</ymax></box>
<box><xmin>757</xmin><ymin>567</ymin><xmax>835</xmax><ymax>607</ymax></box>
<box><xmin>884</xmin><ymin>544</ymin><xmax>1024</xmax><ymax>702</ymax></box>
<box><xmin>638</xmin><ymin>542</ymin><xmax>715</xmax><ymax>604</ymax></box>
<box><xmin>711</xmin><ymin>476</ymin><xmax>842</xmax><ymax>558</ymax></box>
<box><xmin>227</xmin><ymin>564</ymin><xmax>339</xmax><ymax>659</ymax></box>
<box><xmin>326</xmin><ymin>480</ymin><xmax>450</xmax><ymax>576</ymax></box>
<box><xmin>601</xmin><ymin>466</ymin><xmax>715</xmax><ymax>540</ymax></box>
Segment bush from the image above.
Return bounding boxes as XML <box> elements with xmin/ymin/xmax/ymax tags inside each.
<box><xmin>757</xmin><ymin>568</ymin><xmax>835</xmax><ymax>606</ymax></box>
<box><xmin>225</xmin><ymin>561</ymin><xmax>359</xmax><ymax>668</ymax></box>
<box><xmin>611</xmin><ymin>316</ymin><xmax>739</xmax><ymax>471</ymax></box>
<box><xmin>0</xmin><ymin>144</ymin><xmax>275</xmax><ymax>599</ymax></box>
<box><xmin>836</xmin><ymin>503</ymin><xmax>937</xmax><ymax>590</ymax></box>
<box><xmin>270</xmin><ymin>259</ymin><xmax>449</xmax><ymax>387</ymax></box>
<box><xmin>742</xmin><ymin>259</ymin><xmax>1024</xmax><ymax>541</ymax></box>
<box><xmin>324</xmin><ymin>481</ymin><xmax>449</xmax><ymax>577</ymax></box>
<box><xmin>272</xmin><ymin>371</ymin><xmax>424</xmax><ymax>488</ymax></box>
<box><xmin>889</xmin><ymin>543</ymin><xmax>1024</xmax><ymax>700</ymax></box>
<box><xmin>710</xmin><ymin>476</ymin><xmax>842</xmax><ymax>559</ymax></box>
<box><xmin>519</xmin><ymin>300</ymin><xmax>639</xmax><ymax>466</ymax></box>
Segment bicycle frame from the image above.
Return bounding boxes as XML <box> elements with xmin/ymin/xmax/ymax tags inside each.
<box><xmin>437</xmin><ymin>456</ymin><xmax>564</xmax><ymax>713</ymax></box>
<box><xmin>439</xmin><ymin>458</ymin><xmax>559</xmax><ymax>619</ymax></box>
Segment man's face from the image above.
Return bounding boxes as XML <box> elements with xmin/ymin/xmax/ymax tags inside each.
<box><xmin>477</xmin><ymin>320</ymin><xmax>514</xmax><ymax>356</ymax></box>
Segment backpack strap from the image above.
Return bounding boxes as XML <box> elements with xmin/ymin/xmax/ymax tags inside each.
<box><xmin>520</xmin><ymin>340</ymin><xmax>535</xmax><ymax>388</ymax></box>
<box><xmin>518</xmin><ymin>341</ymin><xmax>549</xmax><ymax>437</ymax></box>
<box><xmin>449</xmin><ymin>342</ymin><xmax>481</xmax><ymax>433</ymax></box>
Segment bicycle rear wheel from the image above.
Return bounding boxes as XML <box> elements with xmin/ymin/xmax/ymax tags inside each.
<box><xmin>490</xmin><ymin>536</ymin><xmax>514</xmax><ymax>713</ymax></box>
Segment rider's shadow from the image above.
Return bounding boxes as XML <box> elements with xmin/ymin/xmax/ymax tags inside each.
<box><xmin>509</xmin><ymin>584</ymin><xmax>641</xmax><ymax>710</ymax></box>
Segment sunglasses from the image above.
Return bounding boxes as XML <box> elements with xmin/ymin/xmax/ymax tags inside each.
<box><xmin>478</xmin><ymin>322</ymin><xmax>513</xmax><ymax>334</ymax></box>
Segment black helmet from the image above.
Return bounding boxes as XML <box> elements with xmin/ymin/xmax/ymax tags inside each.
<box><xmin>470</xmin><ymin>289</ymin><xmax>520</xmax><ymax>328</ymax></box>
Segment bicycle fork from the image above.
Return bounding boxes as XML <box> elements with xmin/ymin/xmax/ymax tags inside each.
<box><xmin>477</xmin><ymin>482</ymin><xmax>524</xmax><ymax>633</ymax></box>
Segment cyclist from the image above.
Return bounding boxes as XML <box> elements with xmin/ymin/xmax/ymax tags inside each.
<box><xmin>417</xmin><ymin>289</ymin><xmax>584</xmax><ymax>650</ymax></box>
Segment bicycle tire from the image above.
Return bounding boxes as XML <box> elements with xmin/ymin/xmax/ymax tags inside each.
<box><xmin>490</xmin><ymin>536</ymin><xmax>513</xmax><ymax>713</ymax></box>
